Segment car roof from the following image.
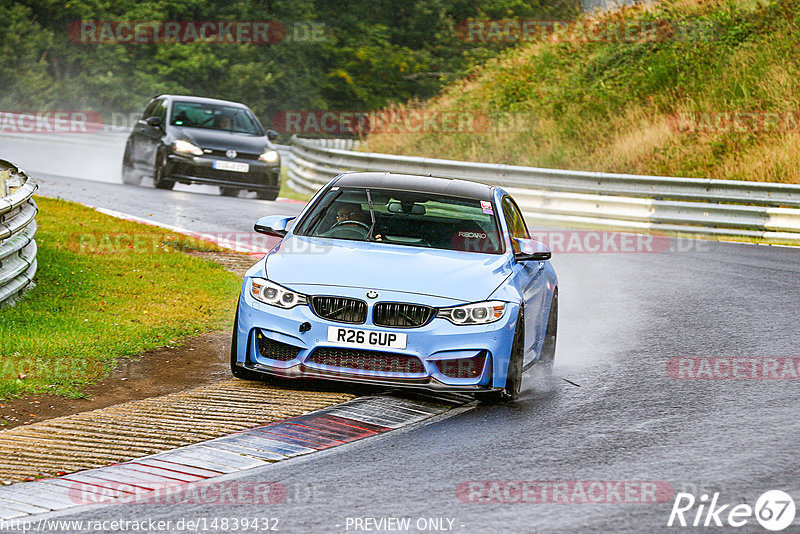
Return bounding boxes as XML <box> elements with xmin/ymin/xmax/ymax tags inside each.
<box><xmin>332</xmin><ymin>172</ymin><xmax>495</xmax><ymax>201</ymax></box>
<box><xmin>155</xmin><ymin>95</ymin><xmax>250</xmax><ymax>109</ymax></box>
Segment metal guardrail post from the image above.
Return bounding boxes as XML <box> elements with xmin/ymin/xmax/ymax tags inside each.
<box><xmin>0</xmin><ymin>160</ymin><xmax>38</xmax><ymax>307</ymax></box>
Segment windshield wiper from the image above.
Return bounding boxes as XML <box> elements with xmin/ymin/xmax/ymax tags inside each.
<box><xmin>365</xmin><ymin>189</ymin><xmax>377</xmax><ymax>242</ymax></box>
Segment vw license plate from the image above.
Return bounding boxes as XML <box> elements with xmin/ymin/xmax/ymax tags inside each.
<box><xmin>213</xmin><ymin>160</ymin><xmax>249</xmax><ymax>173</ymax></box>
<box><xmin>327</xmin><ymin>327</ymin><xmax>407</xmax><ymax>349</ymax></box>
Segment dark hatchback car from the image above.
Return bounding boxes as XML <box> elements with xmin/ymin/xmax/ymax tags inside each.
<box><xmin>121</xmin><ymin>95</ymin><xmax>282</xmax><ymax>200</ymax></box>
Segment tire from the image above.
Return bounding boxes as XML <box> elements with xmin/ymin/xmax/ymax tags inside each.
<box><xmin>536</xmin><ymin>289</ymin><xmax>558</xmax><ymax>373</ymax></box>
<box><xmin>475</xmin><ymin>312</ymin><xmax>524</xmax><ymax>404</ymax></box>
<box><xmin>153</xmin><ymin>150</ymin><xmax>175</xmax><ymax>190</ymax></box>
<box><xmin>230</xmin><ymin>309</ymin><xmax>263</xmax><ymax>381</ymax></box>
<box><xmin>121</xmin><ymin>146</ymin><xmax>142</xmax><ymax>185</ymax></box>
<box><xmin>220</xmin><ymin>187</ymin><xmax>239</xmax><ymax>197</ymax></box>
<box><xmin>255</xmin><ymin>189</ymin><xmax>279</xmax><ymax>201</ymax></box>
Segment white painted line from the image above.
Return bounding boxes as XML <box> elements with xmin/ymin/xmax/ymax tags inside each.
<box><xmin>91</xmin><ymin>206</ymin><xmax>272</xmax><ymax>255</ymax></box>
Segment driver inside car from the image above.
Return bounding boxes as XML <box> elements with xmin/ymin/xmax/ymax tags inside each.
<box><xmin>326</xmin><ymin>201</ymin><xmax>384</xmax><ymax>240</ymax></box>
<box><xmin>215</xmin><ymin>115</ymin><xmax>233</xmax><ymax>130</ymax></box>
<box><xmin>334</xmin><ymin>202</ymin><xmax>367</xmax><ymax>227</ymax></box>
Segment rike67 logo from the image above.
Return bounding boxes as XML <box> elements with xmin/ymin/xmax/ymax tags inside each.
<box><xmin>668</xmin><ymin>490</ymin><xmax>796</xmax><ymax>531</ymax></box>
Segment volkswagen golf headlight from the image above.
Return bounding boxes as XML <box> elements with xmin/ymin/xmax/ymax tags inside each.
<box><xmin>250</xmin><ymin>278</ymin><xmax>307</xmax><ymax>308</ymax></box>
<box><xmin>438</xmin><ymin>301</ymin><xmax>506</xmax><ymax>325</ymax></box>
<box><xmin>259</xmin><ymin>150</ymin><xmax>280</xmax><ymax>163</ymax></box>
<box><xmin>173</xmin><ymin>139</ymin><xmax>203</xmax><ymax>156</ymax></box>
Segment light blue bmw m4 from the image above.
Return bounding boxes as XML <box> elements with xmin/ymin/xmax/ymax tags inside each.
<box><xmin>231</xmin><ymin>172</ymin><xmax>558</xmax><ymax>402</ymax></box>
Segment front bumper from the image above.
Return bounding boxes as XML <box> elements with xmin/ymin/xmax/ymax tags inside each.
<box><xmin>166</xmin><ymin>153</ymin><xmax>280</xmax><ymax>191</ymax></box>
<box><xmin>233</xmin><ymin>284</ymin><xmax>520</xmax><ymax>392</ymax></box>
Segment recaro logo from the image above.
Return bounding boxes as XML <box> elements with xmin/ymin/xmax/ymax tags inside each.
<box><xmin>668</xmin><ymin>490</ymin><xmax>796</xmax><ymax>530</ymax></box>
<box><xmin>458</xmin><ymin>232</ymin><xmax>486</xmax><ymax>239</ymax></box>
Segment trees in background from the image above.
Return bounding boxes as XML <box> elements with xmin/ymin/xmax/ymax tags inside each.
<box><xmin>0</xmin><ymin>0</ymin><xmax>578</xmax><ymax>126</ymax></box>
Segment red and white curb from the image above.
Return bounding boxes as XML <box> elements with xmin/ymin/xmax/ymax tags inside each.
<box><xmin>0</xmin><ymin>394</ymin><xmax>470</xmax><ymax>519</ymax></box>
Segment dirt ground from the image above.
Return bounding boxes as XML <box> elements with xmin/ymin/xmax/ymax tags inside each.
<box><xmin>0</xmin><ymin>252</ymin><xmax>258</xmax><ymax>430</ymax></box>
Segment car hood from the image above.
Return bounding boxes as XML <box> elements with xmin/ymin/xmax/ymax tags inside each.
<box><xmin>264</xmin><ymin>236</ymin><xmax>513</xmax><ymax>303</ymax></box>
<box><xmin>172</xmin><ymin>126</ymin><xmax>270</xmax><ymax>153</ymax></box>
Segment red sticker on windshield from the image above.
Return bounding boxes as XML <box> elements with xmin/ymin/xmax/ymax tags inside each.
<box><xmin>481</xmin><ymin>201</ymin><xmax>494</xmax><ymax>214</ymax></box>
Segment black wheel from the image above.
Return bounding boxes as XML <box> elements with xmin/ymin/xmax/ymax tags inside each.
<box><xmin>536</xmin><ymin>289</ymin><xmax>558</xmax><ymax>373</ymax></box>
<box><xmin>255</xmin><ymin>189</ymin><xmax>279</xmax><ymax>201</ymax></box>
<box><xmin>230</xmin><ymin>309</ymin><xmax>263</xmax><ymax>381</ymax></box>
<box><xmin>121</xmin><ymin>146</ymin><xmax>142</xmax><ymax>185</ymax></box>
<box><xmin>153</xmin><ymin>151</ymin><xmax>175</xmax><ymax>190</ymax></box>
<box><xmin>220</xmin><ymin>187</ymin><xmax>239</xmax><ymax>197</ymax></box>
<box><xmin>475</xmin><ymin>312</ymin><xmax>524</xmax><ymax>404</ymax></box>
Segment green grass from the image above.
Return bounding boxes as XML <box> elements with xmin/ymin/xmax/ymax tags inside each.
<box><xmin>0</xmin><ymin>197</ymin><xmax>242</xmax><ymax>400</ymax></box>
<box><xmin>278</xmin><ymin>167</ymin><xmax>314</xmax><ymax>202</ymax></box>
<box><xmin>362</xmin><ymin>0</ymin><xmax>800</xmax><ymax>183</ymax></box>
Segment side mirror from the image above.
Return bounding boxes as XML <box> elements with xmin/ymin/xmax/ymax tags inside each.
<box><xmin>254</xmin><ymin>215</ymin><xmax>295</xmax><ymax>238</ymax></box>
<box><xmin>145</xmin><ymin>116</ymin><xmax>162</xmax><ymax>128</ymax></box>
<box><xmin>512</xmin><ymin>238</ymin><xmax>551</xmax><ymax>262</ymax></box>
<box><xmin>266</xmin><ymin>129</ymin><xmax>279</xmax><ymax>142</ymax></box>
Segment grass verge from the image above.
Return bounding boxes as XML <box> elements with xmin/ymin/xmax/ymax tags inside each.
<box><xmin>0</xmin><ymin>197</ymin><xmax>243</xmax><ymax>400</ymax></box>
<box><xmin>278</xmin><ymin>166</ymin><xmax>314</xmax><ymax>202</ymax></box>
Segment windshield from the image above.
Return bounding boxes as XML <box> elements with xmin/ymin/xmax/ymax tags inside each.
<box><xmin>170</xmin><ymin>101</ymin><xmax>263</xmax><ymax>135</ymax></box>
<box><xmin>297</xmin><ymin>187</ymin><xmax>503</xmax><ymax>254</ymax></box>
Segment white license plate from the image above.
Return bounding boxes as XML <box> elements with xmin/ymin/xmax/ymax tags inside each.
<box><xmin>213</xmin><ymin>160</ymin><xmax>249</xmax><ymax>173</ymax></box>
<box><xmin>327</xmin><ymin>326</ymin><xmax>407</xmax><ymax>349</ymax></box>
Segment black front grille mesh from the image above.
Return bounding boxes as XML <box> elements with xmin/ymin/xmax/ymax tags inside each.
<box><xmin>310</xmin><ymin>296</ymin><xmax>367</xmax><ymax>324</ymax></box>
<box><xmin>257</xmin><ymin>332</ymin><xmax>302</xmax><ymax>361</ymax></box>
<box><xmin>307</xmin><ymin>347</ymin><xmax>425</xmax><ymax>374</ymax></box>
<box><xmin>205</xmin><ymin>149</ymin><xmax>262</xmax><ymax>160</ymax></box>
<box><xmin>172</xmin><ymin>161</ymin><xmax>264</xmax><ymax>182</ymax></box>
<box><xmin>373</xmin><ymin>302</ymin><xmax>435</xmax><ymax>328</ymax></box>
<box><xmin>436</xmin><ymin>352</ymin><xmax>487</xmax><ymax>378</ymax></box>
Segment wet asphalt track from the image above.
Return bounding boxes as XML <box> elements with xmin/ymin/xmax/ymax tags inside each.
<box><xmin>2</xmin><ymin>132</ymin><xmax>800</xmax><ymax>533</ymax></box>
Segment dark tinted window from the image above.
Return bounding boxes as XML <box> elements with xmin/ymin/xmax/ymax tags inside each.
<box><xmin>154</xmin><ymin>99</ymin><xmax>167</xmax><ymax>123</ymax></box>
<box><xmin>170</xmin><ymin>101</ymin><xmax>262</xmax><ymax>135</ymax></box>
<box><xmin>142</xmin><ymin>99</ymin><xmax>158</xmax><ymax>119</ymax></box>
<box><xmin>297</xmin><ymin>187</ymin><xmax>503</xmax><ymax>254</ymax></box>
<box><xmin>502</xmin><ymin>196</ymin><xmax>529</xmax><ymax>252</ymax></box>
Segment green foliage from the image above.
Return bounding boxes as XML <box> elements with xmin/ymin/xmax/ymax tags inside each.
<box><xmin>0</xmin><ymin>197</ymin><xmax>242</xmax><ymax>399</ymax></box>
<box><xmin>364</xmin><ymin>0</ymin><xmax>800</xmax><ymax>183</ymax></box>
<box><xmin>0</xmin><ymin>0</ymin><xmax>580</xmax><ymax>126</ymax></box>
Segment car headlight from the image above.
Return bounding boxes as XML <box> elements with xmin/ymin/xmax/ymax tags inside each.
<box><xmin>173</xmin><ymin>139</ymin><xmax>203</xmax><ymax>156</ymax></box>
<box><xmin>259</xmin><ymin>150</ymin><xmax>280</xmax><ymax>163</ymax></box>
<box><xmin>438</xmin><ymin>301</ymin><xmax>506</xmax><ymax>325</ymax></box>
<box><xmin>250</xmin><ymin>278</ymin><xmax>307</xmax><ymax>308</ymax></box>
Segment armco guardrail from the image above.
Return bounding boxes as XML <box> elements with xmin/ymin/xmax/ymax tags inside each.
<box><xmin>0</xmin><ymin>160</ymin><xmax>38</xmax><ymax>307</ymax></box>
<box><xmin>287</xmin><ymin>136</ymin><xmax>800</xmax><ymax>244</ymax></box>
